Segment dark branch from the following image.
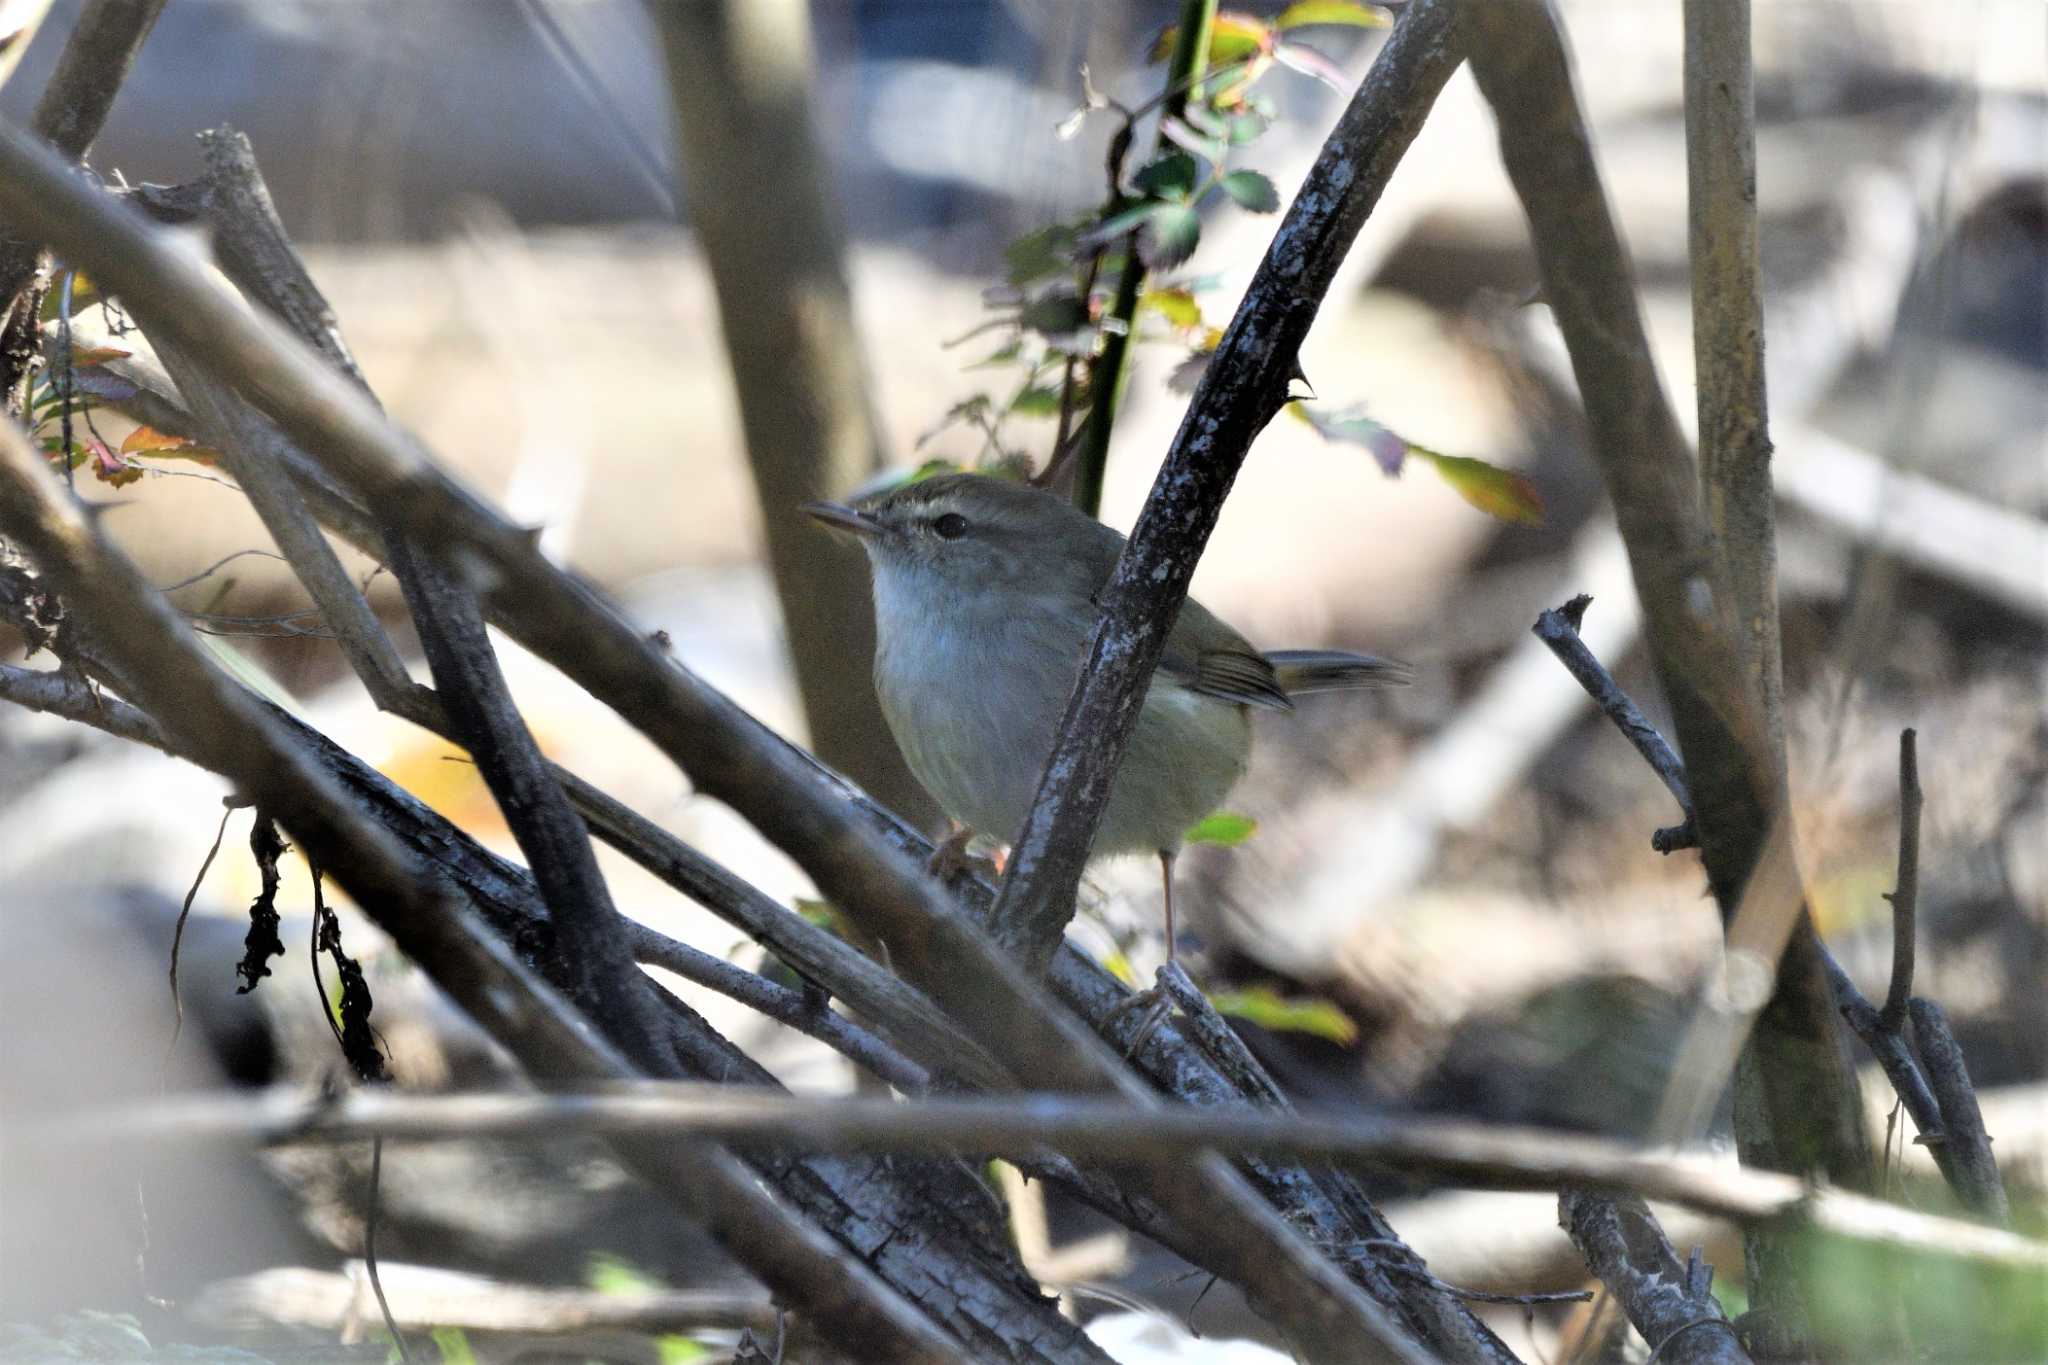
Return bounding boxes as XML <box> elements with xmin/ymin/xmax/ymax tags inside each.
<box><xmin>1532</xmin><ymin>597</ymin><xmax>1697</xmax><ymax>852</ymax></box>
<box><xmin>1907</xmin><ymin>999</ymin><xmax>2011</xmax><ymax>1225</ymax></box>
<box><xmin>1880</xmin><ymin>729</ymin><xmax>1921</xmax><ymax>1030</ymax></box>
<box><xmin>628</xmin><ymin>927</ymin><xmax>931</xmax><ymax>1095</ymax></box>
<box><xmin>1559</xmin><ymin>1191</ymin><xmax>1750</xmax><ymax>1364</ymax></box>
<box><xmin>0</xmin><ymin>422</ymin><xmax>964</xmax><ymax>1364</ymax></box>
<box><xmin>0</xmin><ymin>0</ymin><xmax>167</xmax><ymax>394</ymax></box>
<box><xmin>989</xmin><ymin>0</ymin><xmax>1465</xmax><ymax>977</ymax></box>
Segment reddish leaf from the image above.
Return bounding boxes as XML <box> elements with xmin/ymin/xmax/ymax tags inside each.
<box><xmin>86</xmin><ymin>439</ymin><xmax>143</xmax><ymax>488</ymax></box>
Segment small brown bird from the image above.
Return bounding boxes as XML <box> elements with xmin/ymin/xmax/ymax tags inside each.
<box><xmin>807</xmin><ymin>472</ymin><xmax>1408</xmax><ymax>978</ymax></box>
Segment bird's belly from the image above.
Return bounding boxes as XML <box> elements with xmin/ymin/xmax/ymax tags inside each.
<box><xmin>876</xmin><ymin>625</ymin><xmax>1250</xmax><ymax>855</ymax></box>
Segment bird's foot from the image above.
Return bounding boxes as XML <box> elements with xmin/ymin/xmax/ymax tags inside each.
<box><xmin>1102</xmin><ymin>976</ymin><xmax>1176</xmax><ymax>1058</ymax></box>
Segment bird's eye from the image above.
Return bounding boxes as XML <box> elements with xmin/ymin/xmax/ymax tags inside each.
<box><xmin>932</xmin><ymin>512</ymin><xmax>968</xmax><ymax>540</ymax></box>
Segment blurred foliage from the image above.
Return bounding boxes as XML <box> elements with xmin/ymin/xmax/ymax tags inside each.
<box><xmin>1208</xmin><ymin>983</ymin><xmax>1359</xmax><ymax>1044</ymax></box>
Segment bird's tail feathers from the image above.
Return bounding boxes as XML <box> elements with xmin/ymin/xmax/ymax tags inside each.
<box><xmin>1265</xmin><ymin>650</ymin><xmax>1413</xmax><ymax>695</ymax></box>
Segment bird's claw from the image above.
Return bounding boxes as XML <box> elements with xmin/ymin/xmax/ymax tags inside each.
<box><xmin>1103</xmin><ymin>980</ymin><xmax>1175</xmax><ymax>1058</ymax></box>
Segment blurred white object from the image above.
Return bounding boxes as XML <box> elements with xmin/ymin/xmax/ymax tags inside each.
<box><xmin>1083</xmin><ymin>1311</ymin><xmax>1291</xmax><ymax>1364</ymax></box>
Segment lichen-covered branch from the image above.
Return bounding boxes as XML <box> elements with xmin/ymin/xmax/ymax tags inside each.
<box><xmin>1559</xmin><ymin>1191</ymin><xmax>1751</xmax><ymax>1364</ymax></box>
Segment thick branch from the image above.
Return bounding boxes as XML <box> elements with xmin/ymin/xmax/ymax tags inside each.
<box><xmin>0</xmin><ymin>103</ymin><xmax>1495</xmax><ymax>1365</ymax></box>
<box><xmin>1559</xmin><ymin>1191</ymin><xmax>1750</xmax><ymax>1364</ymax></box>
<box><xmin>0</xmin><ymin>423</ymin><xmax>963</xmax><ymax>1364</ymax></box>
<box><xmin>1682</xmin><ymin>0</ymin><xmax>1782</xmax><ymax>755</ymax></box>
<box><xmin>1463</xmin><ymin>0</ymin><xmax>1869</xmax><ymax>1235</ymax></box>
<box><xmin>647</xmin><ymin>0</ymin><xmax>928</xmax><ymax>824</ymax></box>
<box><xmin>989</xmin><ymin>0</ymin><xmax>1465</xmax><ymax>977</ymax></box>
<box><xmin>0</xmin><ymin>0</ymin><xmax>166</xmax><ymax>393</ymax></box>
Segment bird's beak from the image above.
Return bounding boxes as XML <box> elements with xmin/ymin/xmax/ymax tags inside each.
<box><xmin>802</xmin><ymin>500</ymin><xmax>887</xmax><ymax>539</ymax></box>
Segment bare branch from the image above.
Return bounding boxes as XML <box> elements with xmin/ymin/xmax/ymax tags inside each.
<box><xmin>629</xmin><ymin>928</ymin><xmax>931</xmax><ymax>1095</ymax></box>
<box><xmin>1880</xmin><ymin>729</ymin><xmax>1921</xmax><ymax>1031</ymax></box>
<box><xmin>1532</xmin><ymin>596</ymin><xmax>1697</xmax><ymax>852</ymax></box>
<box><xmin>0</xmin><ymin>657</ymin><xmax>163</xmax><ymax>747</ymax></box>
<box><xmin>1907</xmin><ymin>999</ymin><xmax>2011</xmax><ymax>1226</ymax></box>
<box><xmin>1560</xmin><ymin>1191</ymin><xmax>1750</xmax><ymax>1364</ymax></box>
<box><xmin>1462</xmin><ymin>6</ymin><xmax>1871</xmax><ymax>1284</ymax></box>
<box><xmin>989</xmin><ymin>0</ymin><xmax>1465</xmax><ymax>977</ymax></box>
<box><xmin>0</xmin><ymin>424</ymin><xmax>971</xmax><ymax>1365</ymax></box>
<box><xmin>1683</xmin><ymin>0</ymin><xmax>1782</xmax><ymax>756</ymax></box>
<box><xmin>81</xmin><ymin>1086</ymin><xmax>2048</xmax><ymax>1275</ymax></box>
<box><xmin>0</xmin><ymin>0</ymin><xmax>166</xmax><ymax>406</ymax></box>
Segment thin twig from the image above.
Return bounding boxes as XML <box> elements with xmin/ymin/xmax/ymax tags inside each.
<box><xmin>1531</xmin><ymin>596</ymin><xmax>1697</xmax><ymax>852</ymax></box>
<box><xmin>83</xmin><ymin>1085</ymin><xmax>2048</xmax><ymax>1274</ymax></box>
<box><xmin>1879</xmin><ymin>729</ymin><xmax>1921</xmax><ymax>1030</ymax></box>
<box><xmin>168</xmin><ymin>801</ymin><xmax>237</xmax><ymax>1050</ymax></box>
<box><xmin>630</xmin><ymin>930</ymin><xmax>930</xmax><ymax>1095</ymax></box>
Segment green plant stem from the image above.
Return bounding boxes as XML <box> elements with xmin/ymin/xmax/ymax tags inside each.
<box><xmin>1071</xmin><ymin>0</ymin><xmax>1217</xmax><ymax>518</ymax></box>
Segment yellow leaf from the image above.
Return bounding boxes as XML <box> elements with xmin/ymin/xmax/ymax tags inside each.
<box><xmin>1414</xmin><ymin>450</ymin><xmax>1545</xmax><ymax>526</ymax></box>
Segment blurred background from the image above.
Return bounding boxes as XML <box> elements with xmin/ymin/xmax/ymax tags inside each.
<box><xmin>1</xmin><ymin>1</ymin><xmax>2042</xmax><ymax>1360</ymax></box>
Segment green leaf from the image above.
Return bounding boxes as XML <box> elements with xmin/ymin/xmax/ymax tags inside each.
<box><xmin>1009</xmin><ymin>385</ymin><xmax>1063</xmax><ymax>417</ymax></box>
<box><xmin>1185</xmin><ymin>811</ymin><xmax>1258</xmax><ymax>846</ymax></box>
<box><xmin>1158</xmin><ymin>115</ymin><xmax>1228</xmax><ymax>165</ymax></box>
<box><xmin>1133</xmin><ymin>151</ymin><xmax>1199</xmax><ymax>200</ymax></box>
<box><xmin>1274</xmin><ymin>1</ymin><xmax>1392</xmax><ymax>31</ymax></box>
<box><xmin>1004</xmin><ymin>223</ymin><xmax>1076</xmax><ymax>286</ymax></box>
<box><xmin>1140</xmin><ymin>203</ymin><xmax>1201</xmax><ymax>270</ymax></box>
<box><xmin>1151</xmin><ymin>15</ymin><xmax>1274</xmax><ymax>65</ymax></box>
<box><xmin>430</xmin><ymin>1327</ymin><xmax>479</xmax><ymax>1365</ymax></box>
<box><xmin>588</xmin><ymin>1250</ymin><xmax>662</xmax><ymax>1295</ymax></box>
<box><xmin>1226</xmin><ymin>110</ymin><xmax>1272</xmax><ymax>145</ymax></box>
<box><xmin>1017</xmin><ymin>293</ymin><xmax>1091</xmax><ymax>338</ymax></box>
<box><xmin>1218</xmin><ymin>169</ymin><xmax>1280</xmax><ymax>212</ymax></box>
<box><xmin>1412</xmin><ymin>450</ymin><xmax>1546</xmax><ymax>526</ymax></box>
<box><xmin>1078</xmin><ymin>201</ymin><xmax>1159</xmax><ymax>247</ymax></box>
<box><xmin>1207</xmin><ymin>985</ymin><xmax>1359</xmax><ymax>1045</ymax></box>
<box><xmin>1140</xmin><ymin>286</ymin><xmax>1203</xmax><ymax>329</ymax></box>
<box><xmin>657</xmin><ymin>1337</ymin><xmax>711</xmax><ymax>1363</ymax></box>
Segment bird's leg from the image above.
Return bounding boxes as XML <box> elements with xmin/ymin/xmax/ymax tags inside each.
<box><xmin>1103</xmin><ymin>849</ymin><xmax>1178</xmax><ymax>1054</ymax></box>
